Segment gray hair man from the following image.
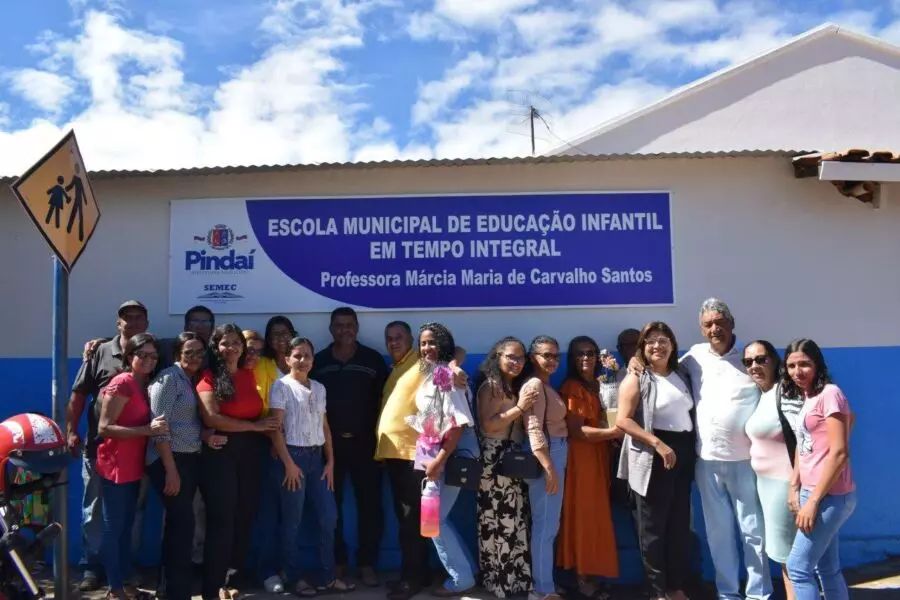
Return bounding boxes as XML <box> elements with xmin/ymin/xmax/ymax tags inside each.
<box><xmin>682</xmin><ymin>298</ymin><xmax>771</xmax><ymax>600</ymax></box>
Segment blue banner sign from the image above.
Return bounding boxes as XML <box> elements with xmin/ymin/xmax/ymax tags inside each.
<box><xmin>237</xmin><ymin>191</ymin><xmax>673</xmax><ymax>310</ymax></box>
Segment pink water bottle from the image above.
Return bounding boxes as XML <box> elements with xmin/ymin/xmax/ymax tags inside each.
<box><xmin>420</xmin><ymin>480</ymin><xmax>440</xmax><ymax>538</ymax></box>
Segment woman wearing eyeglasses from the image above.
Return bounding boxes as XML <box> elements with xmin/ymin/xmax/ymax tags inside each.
<box><xmin>616</xmin><ymin>322</ymin><xmax>694</xmax><ymax>600</ymax></box>
<box><xmin>147</xmin><ymin>332</ymin><xmax>212</xmax><ymax>600</ymax></box>
<box><xmin>474</xmin><ymin>336</ymin><xmax>533</xmax><ymax>598</ymax></box>
<box><xmin>519</xmin><ymin>335</ymin><xmax>568</xmax><ymax>600</ymax></box>
<box><xmin>96</xmin><ymin>333</ymin><xmax>168</xmax><ymax>600</ymax></box>
<box><xmin>742</xmin><ymin>341</ymin><xmax>803</xmax><ymax>600</ymax></box>
<box><xmin>254</xmin><ymin>316</ymin><xmax>298</xmax><ymax>415</ymax></box>
<box><xmin>557</xmin><ymin>336</ymin><xmax>622</xmax><ymax>599</ymax></box>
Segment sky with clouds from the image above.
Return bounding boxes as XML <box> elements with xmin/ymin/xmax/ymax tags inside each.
<box><xmin>0</xmin><ymin>0</ymin><xmax>898</xmax><ymax>174</ymax></box>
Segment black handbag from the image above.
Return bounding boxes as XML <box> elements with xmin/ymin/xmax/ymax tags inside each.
<box><xmin>444</xmin><ymin>387</ymin><xmax>484</xmax><ymax>490</ymax></box>
<box><xmin>445</xmin><ymin>449</ymin><xmax>482</xmax><ymax>490</ymax></box>
<box><xmin>497</xmin><ymin>383</ymin><xmax>549</xmax><ymax>480</ymax></box>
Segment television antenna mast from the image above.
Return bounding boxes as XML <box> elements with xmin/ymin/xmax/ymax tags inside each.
<box><xmin>504</xmin><ymin>90</ymin><xmax>554</xmax><ymax>156</ymax></box>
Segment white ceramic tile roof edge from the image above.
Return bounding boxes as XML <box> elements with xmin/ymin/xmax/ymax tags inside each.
<box><xmin>545</xmin><ymin>22</ymin><xmax>900</xmax><ymax>156</ymax></box>
<box><xmin>0</xmin><ymin>150</ymin><xmax>809</xmax><ymax>183</ymax></box>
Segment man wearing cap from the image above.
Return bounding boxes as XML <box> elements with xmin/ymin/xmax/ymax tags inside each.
<box><xmin>66</xmin><ymin>300</ymin><xmax>149</xmax><ymax>592</ymax></box>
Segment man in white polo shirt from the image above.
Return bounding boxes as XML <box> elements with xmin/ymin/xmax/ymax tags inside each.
<box><xmin>682</xmin><ymin>298</ymin><xmax>771</xmax><ymax>600</ymax></box>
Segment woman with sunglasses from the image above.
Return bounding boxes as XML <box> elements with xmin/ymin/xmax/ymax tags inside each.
<box><xmin>519</xmin><ymin>335</ymin><xmax>568</xmax><ymax>600</ymax></box>
<box><xmin>557</xmin><ymin>336</ymin><xmax>621</xmax><ymax>599</ymax></box>
<box><xmin>742</xmin><ymin>341</ymin><xmax>804</xmax><ymax>600</ymax></box>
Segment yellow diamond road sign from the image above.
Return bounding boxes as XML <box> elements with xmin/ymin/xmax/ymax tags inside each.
<box><xmin>10</xmin><ymin>130</ymin><xmax>100</xmax><ymax>272</ymax></box>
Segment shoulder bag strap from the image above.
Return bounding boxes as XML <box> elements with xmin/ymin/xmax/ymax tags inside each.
<box><xmin>775</xmin><ymin>382</ymin><xmax>798</xmax><ymax>467</ymax></box>
<box><xmin>539</xmin><ymin>383</ymin><xmax>552</xmax><ymax>449</ymax></box>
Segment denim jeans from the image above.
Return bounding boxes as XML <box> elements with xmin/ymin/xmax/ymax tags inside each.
<box><xmin>80</xmin><ymin>454</ymin><xmax>104</xmax><ymax>577</ymax></box>
<box><xmin>429</xmin><ymin>427</ymin><xmax>480</xmax><ymax>592</ymax></box>
<box><xmin>695</xmin><ymin>459</ymin><xmax>772</xmax><ymax>600</ymax></box>
<box><xmin>100</xmin><ymin>478</ymin><xmax>140</xmax><ymax>590</ymax></box>
<box><xmin>787</xmin><ymin>489</ymin><xmax>857</xmax><ymax>600</ymax></box>
<box><xmin>257</xmin><ymin>446</ymin><xmax>338</xmax><ymax>586</ymax></box>
<box><xmin>526</xmin><ymin>436</ymin><xmax>568</xmax><ymax>595</ymax></box>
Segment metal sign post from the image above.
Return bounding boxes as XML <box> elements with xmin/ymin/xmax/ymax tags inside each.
<box><xmin>10</xmin><ymin>130</ymin><xmax>100</xmax><ymax>600</ymax></box>
<box><xmin>51</xmin><ymin>259</ymin><xmax>69</xmax><ymax>599</ymax></box>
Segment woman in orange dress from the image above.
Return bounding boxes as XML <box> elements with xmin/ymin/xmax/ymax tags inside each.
<box><xmin>557</xmin><ymin>335</ymin><xmax>622</xmax><ymax>598</ymax></box>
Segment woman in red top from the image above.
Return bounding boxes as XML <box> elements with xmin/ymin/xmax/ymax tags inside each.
<box><xmin>97</xmin><ymin>332</ymin><xmax>169</xmax><ymax>600</ymax></box>
<box><xmin>197</xmin><ymin>324</ymin><xmax>280</xmax><ymax>600</ymax></box>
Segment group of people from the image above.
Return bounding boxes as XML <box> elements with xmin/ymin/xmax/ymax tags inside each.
<box><xmin>62</xmin><ymin>297</ymin><xmax>857</xmax><ymax>600</ymax></box>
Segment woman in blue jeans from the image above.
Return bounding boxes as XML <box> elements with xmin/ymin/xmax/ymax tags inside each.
<box><xmin>518</xmin><ymin>335</ymin><xmax>569</xmax><ymax>600</ymax></box>
<box><xmin>783</xmin><ymin>339</ymin><xmax>857</xmax><ymax>600</ymax></box>
<box><xmin>257</xmin><ymin>337</ymin><xmax>353</xmax><ymax>596</ymax></box>
<box><xmin>408</xmin><ymin>322</ymin><xmax>479</xmax><ymax>597</ymax></box>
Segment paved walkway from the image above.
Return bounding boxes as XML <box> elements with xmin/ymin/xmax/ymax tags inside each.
<box><xmin>29</xmin><ymin>558</ymin><xmax>900</xmax><ymax>600</ymax></box>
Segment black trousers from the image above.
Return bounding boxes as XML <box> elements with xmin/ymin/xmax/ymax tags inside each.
<box><xmin>148</xmin><ymin>452</ymin><xmax>199</xmax><ymax>600</ymax></box>
<box><xmin>384</xmin><ymin>458</ymin><xmax>432</xmax><ymax>584</ymax></box>
<box><xmin>333</xmin><ymin>434</ymin><xmax>384</xmax><ymax>567</ymax></box>
<box><xmin>198</xmin><ymin>432</ymin><xmax>263</xmax><ymax>599</ymax></box>
<box><xmin>635</xmin><ymin>429</ymin><xmax>696</xmax><ymax>598</ymax></box>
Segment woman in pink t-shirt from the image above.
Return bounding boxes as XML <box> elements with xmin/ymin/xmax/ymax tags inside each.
<box><xmin>783</xmin><ymin>339</ymin><xmax>856</xmax><ymax>600</ymax></box>
<box><xmin>96</xmin><ymin>332</ymin><xmax>169</xmax><ymax>600</ymax></box>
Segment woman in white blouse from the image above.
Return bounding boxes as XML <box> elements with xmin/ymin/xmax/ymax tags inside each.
<box><xmin>407</xmin><ymin>322</ymin><xmax>479</xmax><ymax>597</ymax></box>
<box><xmin>255</xmin><ymin>337</ymin><xmax>353</xmax><ymax>597</ymax></box>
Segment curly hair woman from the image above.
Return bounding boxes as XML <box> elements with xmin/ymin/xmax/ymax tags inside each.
<box><xmin>474</xmin><ymin>336</ymin><xmax>532</xmax><ymax>598</ymax></box>
<box><xmin>407</xmin><ymin>322</ymin><xmax>480</xmax><ymax>597</ymax></box>
<box><xmin>196</xmin><ymin>324</ymin><xmax>280</xmax><ymax>600</ymax></box>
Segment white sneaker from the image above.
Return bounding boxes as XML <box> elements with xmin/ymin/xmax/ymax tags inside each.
<box><xmin>264</xmin><ymin>576</ymin><xmax>285</xmax><ymax>594</ymax></box>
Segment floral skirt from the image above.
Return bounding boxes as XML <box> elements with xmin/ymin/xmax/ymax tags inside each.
<box><xmin>477</xmin><ymin>438</ymin><xmax>532</xmax><ymax>598</ymax></box>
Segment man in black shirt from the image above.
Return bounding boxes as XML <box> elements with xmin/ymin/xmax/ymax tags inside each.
<box><xmin>66</xmin><ymin>300</ymin><xmax>149</xmax><ymax>591</ymax></box>
<box><xmin>313</xmin><ymin>307</ymin><xmax>389</xmax><ymax>587</ymax></box>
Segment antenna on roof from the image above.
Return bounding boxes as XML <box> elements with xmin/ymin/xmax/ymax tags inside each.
<box><xmin>504</xmin><ymin>90</ymin><xmax>554</xmax><ymax>156</ymax></box>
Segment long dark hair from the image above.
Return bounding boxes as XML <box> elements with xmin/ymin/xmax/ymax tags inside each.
<box><xmin>207</xmin><ymin>324</ymin><xmax>246</xmax><ymax>401</ymax></box>
<box><xmin>122</xmin><ymin>333</ymin><xmax>159</xmax><ymax>373</ymax></box>
<box><xmin>519</xmin><ymin>335</ymin><xmax>559</xmax><ymax>383</ymax></box>
<box><xmin>635</xmin><ymin>321</ymin><xmax>679</xmax><ymax>373</ymax></box>
<box><xmin>474</xmin><ymin>336</ymin><xmax>526</xmax><ymax>399</ymax></box>
<box><xmin>263</xmin><ymin>315</ymin><xmax>297</xmax><ymax>359</ymax></box>
<box><xmin>565</xmin><ymin>335</ymin><xmax>600</xmax><ymax>385</ymax></box>
<box><xmin>781</xmin><ymin>338</ymin><xmax>831</xmax><ymax>398</ymax></box>
<box><xmin>417</xmin><ymin>322</ymin><xmax>456</xmax><ymax>367</ymax></box>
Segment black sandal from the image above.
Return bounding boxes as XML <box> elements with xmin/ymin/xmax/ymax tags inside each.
<box><xmin>294</xmin><ymin>581</ymin><xmax>318</xmax><ymax>598</ymax></box>
<box><xmin>316</xmin><ymin>579</ymin><xmax>356</xmax><ymax>595</ymax></box>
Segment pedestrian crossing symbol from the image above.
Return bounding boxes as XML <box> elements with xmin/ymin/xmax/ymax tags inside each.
<box><xmin>10</xmin><ymin>130</ymin><xmax>100</xmax><ymax>272</ymax></box>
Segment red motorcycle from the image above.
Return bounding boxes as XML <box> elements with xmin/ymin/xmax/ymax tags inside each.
<box><xmin>0</xmin><ymin>414</ymin><xmax>71</xmax><ymax>600</ymax></box>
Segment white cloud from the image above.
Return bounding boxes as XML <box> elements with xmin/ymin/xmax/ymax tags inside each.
<box><xmin>407</xmin><ymin>12</ymin><xmax>468</xmax><ymax>42</ymax></box>
<box><xmin>513</xmin><ymin>9</ymin><xmax>582</xmax><ymax>48</ymax></box>
<box><xmin>412</xmin><ymin>52</ymin><xmax>493</xmax><ymax>125</ymax></box>
<box><xmin>8</xmin><ymin>69</ymin><xmax>76</xmax><ymax>114</ymax></box>
<box><xmin>434</xmin><ymin>0</ymin><xmax>537</xmax><ymax>29</ymax></box>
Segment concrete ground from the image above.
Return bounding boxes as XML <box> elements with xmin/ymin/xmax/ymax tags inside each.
<box><xmin>28</xmin><ymin>557</ymin><xmax>900</xmax><ymax>600</ymax></box>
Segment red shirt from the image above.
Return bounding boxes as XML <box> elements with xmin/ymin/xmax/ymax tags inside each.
<box><xmin>196</xmin><ymin>368</ymin><xmax>263</xmax><ymax>420</ymax></box>
<box><xmin>96</xmin><ymin>372</ymin><xmax>151</xmax><ymax>484</ymax></box>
